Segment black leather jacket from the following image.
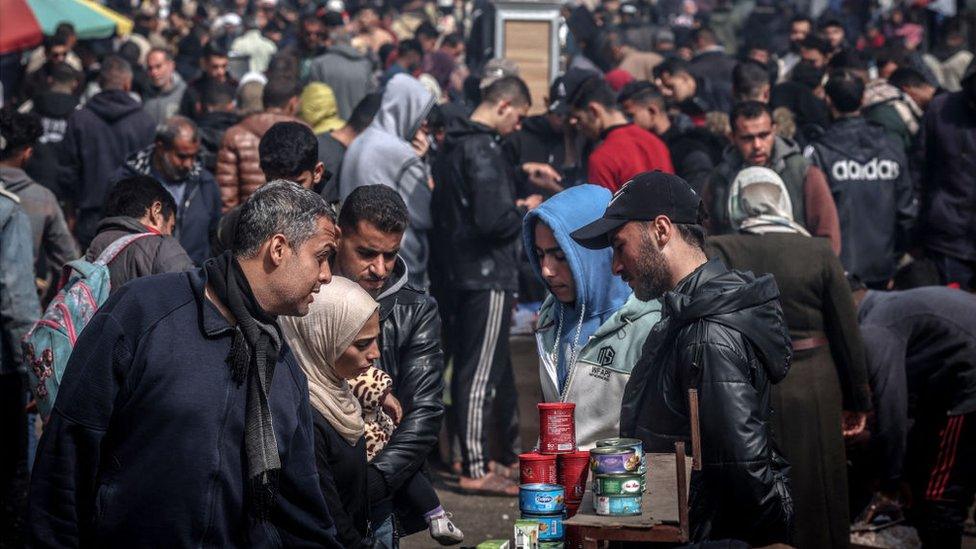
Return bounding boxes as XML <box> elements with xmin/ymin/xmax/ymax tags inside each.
<box><xmin>369</xmin><ymin>258</ymin><xmax>445</xmax><ymax>499</ymax></box>
<box><xmin>621</xmin><ymin>259</ymin><xmax>794</xmax><ymax>546</ymax></box>
<box><xmin>431</xmin><ymin>118</ymin><xmax>522</xmax><ymax>292</ymax></box>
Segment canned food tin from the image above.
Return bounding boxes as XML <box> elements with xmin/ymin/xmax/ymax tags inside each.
<box><xmin>538</xmin><ymin>403</ymin><xmax>576</xmax><ymax>454</ymax></box>
<box><xmin>539</xmin><ymin>542</ymin><xmax>565</xmax><ymax>549</ymax></box>
<box><xmin>519</xmin><ymin>483</ymin><xmax>565</xmax><ymax>514</ymax></box>
<box><xmin>596</xmin><ymin>437</ymin><xmax>646</xmax><ymax>469</ymax></box>
<box><xmin>594</xmin><ymin>495</ymin><xmax>642</xmax><ymax>516</ymax></box>
<box><xmin>520</xmin><ymin>452</ymin><xmax>558</xmax><ymax>485</ymax></box>
<box><xmin>522</xmin><ymin>512</ymin><xmax>565</xmax><ymax>542</ymax></box>
<box><xmin>589</xmin><ymin>446</ymin><xmax>639</xmax><ymax>474</ymax></box>
<box><xmin>556</xmin><ymin>450</ymin><xmax>590</xmax><ymax>502</ymax></box>
<box><xmin>593</xmin><ymin>473</ymin><xmax>642</xmax><ymax>496</ymax></box>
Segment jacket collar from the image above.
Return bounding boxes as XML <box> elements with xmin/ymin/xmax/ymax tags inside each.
<box><xmin>377</xmin><ymin>256</ymin><xmax>410</xmax><ymax>320</ymax></box>
<box><xmin>189</xmin><ymin>266</ymin><xmax>236</xmax><ymax>337</ymax></box>
<box><xmin>0</xmin><ymin>166</ymin><xmax>32</xmax><ymax>192</ymax></box>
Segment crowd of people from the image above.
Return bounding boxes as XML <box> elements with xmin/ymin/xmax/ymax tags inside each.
<box><xmin>1</xmin><ymin>0</ymin><xmax>975</xmax><ymax>547</ymax></box>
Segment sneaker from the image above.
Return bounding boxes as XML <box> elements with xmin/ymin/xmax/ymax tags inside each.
<box><xmin>429</xmin><ymin>513</ymin><xmax>464</xmax><ymax>546</ymax></box>
<box><xmin>852</xmin><ymin>492</ymin><xmax>904</xmax><ymax>532</ymax></box>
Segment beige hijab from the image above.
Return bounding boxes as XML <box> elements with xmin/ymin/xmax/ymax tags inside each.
<box><xmin>279</xmin><ymin>277</ymin><xmax>379</xmax><ymax>446</ymax></box>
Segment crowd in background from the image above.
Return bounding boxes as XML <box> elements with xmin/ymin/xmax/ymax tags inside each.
<box><xmin>1</xmin><ymin>0</ymin><xmax>975</xmax><ymax>547</ymax></box>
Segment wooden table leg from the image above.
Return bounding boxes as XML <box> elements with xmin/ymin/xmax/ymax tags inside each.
<box><xmin>675</xmin><ymin>441</ymin><xmax>689</xmax><ymax>542</ymax></box>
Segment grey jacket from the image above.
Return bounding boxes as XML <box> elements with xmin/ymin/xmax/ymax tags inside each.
<box><xmin>85</xmin><ymin>216</ymin><xmax>195</xmax><ymax>293</ymax></box>
<box><xmin>0</xmin><ymin>166</ymin><xmax>79</xmax><ymax>284</ymax></box>
<box><xmin>0</xmin><ymin>187</ymin><xmax>41</xmax><ymax>375</ymax></box>
<box><xmin>308</xmin><ymin>45</ymin><xmax>375</xmax><ymax>120</ymax></box>
<box><xmin>339</xmin><ymin>74</ymin><xmax>435</xmax><ymax>288</ymax></box>
<box><xmin>142</xmin><ymin>73</ymin><xmax>188</xmax><ymax>126</ymax></box>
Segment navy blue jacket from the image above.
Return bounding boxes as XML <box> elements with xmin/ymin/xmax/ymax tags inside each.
<box><xmin>29</xmin><ymin>268</ymin><xmax>341</xmax><ymax>548</ymax></box>
<box><xmin>57</xmin><ymin>90</ymin><xmax>156</xmax><ymax>247</ymax></box>
<box><xmin>114</xmin><ymin>146</ymin><xmax>222</xmax><ymax>265</ymax></box>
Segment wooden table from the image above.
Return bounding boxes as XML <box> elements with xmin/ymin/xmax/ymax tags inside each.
<box><xmin>563</xmin><ymin>445</ymin><xmax>692</xmax><ymax>548</ymax></box>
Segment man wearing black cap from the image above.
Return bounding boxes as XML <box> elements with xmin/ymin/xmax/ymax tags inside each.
<box><xmin>572</xmin><ymin>171</ymin><xmax>794</xmax><ymax>545</ymax></box>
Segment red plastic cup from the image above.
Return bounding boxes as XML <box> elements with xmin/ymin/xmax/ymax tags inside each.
<box><xmin>519</xmin><ymin>452</ymin><xmax>557</xmax><ymax>485</ymax></box>
<box><xmin>557</xmin><ymin>449</ymin><xmax>590</xmax><ymax>501</ymax></box>
<box><xmin>538</xmin><ymin>402</ymin><xmax>576</xmax><ymax>454</ymax></box>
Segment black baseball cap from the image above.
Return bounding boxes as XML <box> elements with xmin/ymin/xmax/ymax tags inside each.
<box><xmin>570</xmin><ymin>171</ymin><xmax>702</xmax><ymax>249</ymax></box>
<box><xmin>548</xmin><ymin>68</ymin><xmax>599</xmax><ymax>115</ymax></box>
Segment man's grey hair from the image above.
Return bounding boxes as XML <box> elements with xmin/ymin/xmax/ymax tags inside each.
<box><xmin>156</xmin><ymin>116</ymin><xmax>199</xmax><ymax>147</ymax></box>
<box><xmin>234</xmin><ymin>180</ymin><xmax>336</xmax><ymax>259</ymax></box>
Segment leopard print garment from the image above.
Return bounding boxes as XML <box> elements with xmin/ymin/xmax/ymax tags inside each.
<box><xmin>352</xmin><ymin>366</ymin><xmax>396</xmax><ymax>461</ymax></box>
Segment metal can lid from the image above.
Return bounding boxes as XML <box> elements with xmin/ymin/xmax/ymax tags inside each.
<box><xmin>519</xmin><ymin>483</ymin><xmax>565</xmax><ymax>492</ymax></box>
<box><xmin>589</xmin><ymin>446</ymin><xmax>636</xmax><ymax>456</ymax></box>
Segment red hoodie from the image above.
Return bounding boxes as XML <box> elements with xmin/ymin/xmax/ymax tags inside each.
<box><xmin>588</xmin><ymin>123</ymin><xmax>675</xmax><ymax>192</ymax></box>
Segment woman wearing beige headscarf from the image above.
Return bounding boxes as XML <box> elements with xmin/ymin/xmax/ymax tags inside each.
<box><xmin>707</xmin><ymin>166</ymin><xmax>870</xmax><ymax>549</ymax></box>
<box><xmin>279</xmin><ymin>277</ymin><xmax>379</xmax><ymax>549</ymax></box>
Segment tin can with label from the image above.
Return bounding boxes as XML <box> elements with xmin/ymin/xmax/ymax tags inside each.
<box><xmin>520</xmin><ymin>452</ymin><xmax>557</xmax><ymax>485</ymax></box>
<box><xmin>594</xmin><ymin>495</ymin><xmax>642</xmax><ymax>516</ymax></box>
<box><xmin>538</xmin><ymin>403</ymin><xmax>576</xmax><ymax>454</ymax></box>
<box><xmin>522</xmin><ymin>512</ymin><xmax>564</xmax><ymax>542</ymax></box>
<box><xmin>589</xmin><ymin>446</ymin><xmax>639</xmax><ymax>475</ymax></box>
<box><xmin>514</xmin><ymin>519</ymin><xmax>539</xmax><ymax>549</ymax></box>
<box><xmin>519</xmin><ymin>483</ymin><xmax>565</xmax><ymax>514</ymax></box>
<box><xmin>593</xmin><ymin>473</ymin><xmax>643</xmax><ymax>496</ymax></box>
<box><xmin>556</xmin><ymin>450</ymin><xmax>589</xmax><ymax>502</ymax></box>
<box><xmin>539</xmin><ymin>542</ymin><xmax>565</xmax><ymax>549</ymax></box>
<box><xmin>596</xmin><ymin>437</ymin><xmax>646</xmax><ymax>471</ymax></box>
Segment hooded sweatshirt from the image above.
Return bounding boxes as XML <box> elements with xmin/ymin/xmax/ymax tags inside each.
<box><xmin>57</xmin><ymin>89</ymin><xmax>157</xmax><ymax>247</ymax></box>
<box><xmin>308</xmin><ymin>44</ymin><xmax>375</xmax><ymax>120</ymax></box>
<box><xmin>523</xmin><ymin>185</ymin><xmax>661</xmax><ymax>448</ymax></box>
<box><xmin>300</xmin><ymin>83</ymin><xmax>346</xmax><ymax>135</ymax></box>
<box><xmin>142</xmin><ymin>72</ymin><xmax>188</xmax><ymax>126</ymax></box>
<box><xmin>23</xmin><ymin>91</ymin><xmax>79</xmax><ymax>199</ymax></box>
<box><xmin>339</xmin><ymin>74</ymin><xmax>435</xmax><ymax>288</ymax></box>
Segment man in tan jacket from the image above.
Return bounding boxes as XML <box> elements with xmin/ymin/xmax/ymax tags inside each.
<box><xmin>215</xmin><ymin>79</ymin><xmax>304</xmax><ymax>211</ymax></box>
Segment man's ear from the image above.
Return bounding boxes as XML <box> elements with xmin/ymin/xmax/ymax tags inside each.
<box><xmin>268</xmin><ymin>233</ymin><xmax>289</xmax><ymax>266</ymax></box>
<box><xmin>496</xmin><ymin>99</ymin><xmax>511</xmax><ymax>117</ymax></box>
<box><xmin>654</xmin><ymin>215</ymin><xmax>673</xmax><ymax>247</ymax></box>
<box><xmin>587</xmin><ymin>101</ymin><xmax>602</xmax><ymax>120</ymax></box>
<box><xmin>313</xmin><ymin>161</ymin><xmax>325</xmax><ymax>185</ymax></box>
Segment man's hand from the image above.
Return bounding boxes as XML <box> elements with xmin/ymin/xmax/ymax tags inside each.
<box><xmin>381</xmin><ymin>392</ymin><xmax>403</xmax><ymax>425</ymax></box>
<box><xmin>522</xmin><ymin>162</ymin><xmax>564</xmax><ymax>193</ymax></box>
<box><xmin>411</xmin><ymin>129</ymin><xmax>431</xmax><ymax>158</ymax></box>
<box><xmin>842</xmin><ymin>411</ymin><xmax>868</xmax><ymax>439</ymax></box>
<box><xmin>516</xmin><ymin>194</ymin><xmax>544</xmax><ymax>211</ymax></box>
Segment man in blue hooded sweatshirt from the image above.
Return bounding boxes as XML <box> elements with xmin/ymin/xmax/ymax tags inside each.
<box><xmin>523</xmin><ymin>185</ymin><xmax>661</xmax><ymax>448</ymax></box>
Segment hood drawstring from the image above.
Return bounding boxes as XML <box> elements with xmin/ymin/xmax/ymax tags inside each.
<box><xmin>551</xmin><ymin>302</ymin><xmax>587</xmax><ymax>393</ymax></box>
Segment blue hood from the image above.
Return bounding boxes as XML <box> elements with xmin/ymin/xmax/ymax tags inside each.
<box><xmin>523</xmin><ymin>184</ymin><xmax>631</xmax><ymax>346</ymax></box>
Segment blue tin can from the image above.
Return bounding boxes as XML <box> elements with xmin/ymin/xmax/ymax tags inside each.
<box><xmin>596</xmin><ymin>437</ymin><xmax>646</xmax><ymax>470</ymax></box>
<box><xmin>594</xmin><ymin>495</ymin><xmax>642</xmax><ymax>516</ymax></box>
<box><xmin>519</xmin><ymin>483</ymin><xmax>565</xmax><ymax>514</ymax></box>
<box><xmin>522</xmin><ymin>512</ymin><xmax>565</xmax><ymax>542</ymax></box>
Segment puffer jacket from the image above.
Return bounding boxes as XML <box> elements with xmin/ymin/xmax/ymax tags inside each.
<box><xmin>620</xmin><ymin>258</ymin><xmax>794</xmax><ymax>546</ymax></box>
<box><xmin>0</xmin><ymin>188</ymin><xmax>40</xmax><ymax>375</ymax></box>
<box><xmin>85</xmin><ymin>216</ymin><xmax>194</xmax><ymax>293</ymax></box>
<box><xmin>370</xmin><ymin>257</ymin><xmax>444</xmax><ymax>534</ymax></box>
<box><xmin>524</xmin><ymin>185</ymin><xmax>661</xmax><ymax>448</ymax></box>
<box><xmin>215</xmin><ymin>111</ymin><xmax>303</xmax><ymax>211</ymax></box>
<box><xmin>431</xmin><ymin>117</ymin><xmax>522</xmax><ymax>292</ymax></box>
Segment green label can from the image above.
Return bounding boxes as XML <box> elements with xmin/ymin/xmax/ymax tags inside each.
<box><xmin>593</xmin><ymin>473</ymin><xmax>642</xmax><ymax>496</ymax></box>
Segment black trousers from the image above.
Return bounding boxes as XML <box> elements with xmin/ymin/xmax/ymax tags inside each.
<box><xmin>907</xmin><ymin>409</ymin><xmax>975</xmax><ymax>548</ymax></box>
<box><xmin>449</xmin><ymin>289</ymin><xmax>515</xmax><ymax>478</ymax></box>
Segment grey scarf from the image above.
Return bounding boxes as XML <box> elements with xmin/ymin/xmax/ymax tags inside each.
<box><xmin>204</xmin><ymin>252</ymin><xmax>281</xmax><ymax>520</ymax></box>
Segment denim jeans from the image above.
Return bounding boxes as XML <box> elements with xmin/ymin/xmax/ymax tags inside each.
<box><xmin>372</xmin><ymin>514</ymin><xmax>398</xmax><ymax>549</ymax></box>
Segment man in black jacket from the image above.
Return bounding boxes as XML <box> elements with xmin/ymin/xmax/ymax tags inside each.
<box><xmin>917</xmin><ymin>60</ymin><xmax>976</xmax><ymax>289</ymax></box>
<box><xmin>806</xmin><ymin>69</ymin><xmax>916</xmax><ymax>288</ymax></box>
<box><xmin>572</xmin><ymin>171</ymin><xmax>794</xmax><ymax>545</ymax></box>
<box><xmin>333</xmin><ymin>185</ymin><xmax>445</xmax><ymax>538</ymax></box>
<box><xmin>57</xmin><ymin>55</ymin><xmax>156</xmax><ymax>248</ymax></box>
<box><xmin>431</xmin><ymin>76</ymin><xmax>537</xmax><ymax>495</ymax></box>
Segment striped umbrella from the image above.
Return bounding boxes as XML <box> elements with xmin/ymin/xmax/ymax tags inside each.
<box><xmin>26</xmin><ymin>0</ymin><xmax>118</xmax><ymax>40</ymax></box>
<box><xmin>0</xmin><ymin>0</ymin><xmax>43</xmax><ymax>55</ymax></box>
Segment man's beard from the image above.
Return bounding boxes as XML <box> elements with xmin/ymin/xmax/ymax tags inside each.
<box><xmin>633</xmin><ymin>229</ymin><xmax>672</xmax><ymax>301</ymax></box>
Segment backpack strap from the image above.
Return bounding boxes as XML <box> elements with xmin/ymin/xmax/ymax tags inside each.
<box><xmin>95</xmin><ymin>232</ymin><xmax>157</xmax><ymax>266</ymax></box>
